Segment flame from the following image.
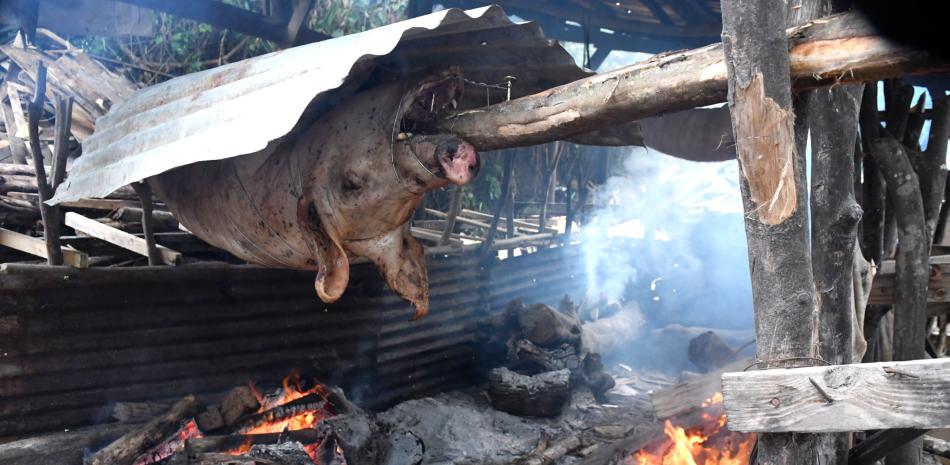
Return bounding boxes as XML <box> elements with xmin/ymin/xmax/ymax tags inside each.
<box><xmin>132</xmin><ymin>420</ymin><xmax>203</xmax><ymax>465</ymax></box>
<box><xmin>241</xmin><ymin>371</ymin><xmax>332</xmax><ymax>435</ymax></box>
<box><xmin>631</xmin><ymin>393</ymin><xmax>754</xmax><ymax>465</ymax></box>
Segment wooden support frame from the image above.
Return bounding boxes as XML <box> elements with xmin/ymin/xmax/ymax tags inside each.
<box><xmin>114</xmin><ymin>0</ymin><xmax>330</xmax><ymax>44</ymax></box>
<box><xmin>64</xmin><ymin>212</ymin><xmax>181</xmax><ymax>265</ymax></box>
<box><xmin>0</xmin><ymin>227</ymin><xmax>88</xmax><ymax>267</ymax></box>
<box><xmin>437</xmin><ymin>12</ymin><xmax>950</xmax><ymax>152</ymax></box>
<box><xmin>848</xmin><ymin>429</ymin><xmax>929</xmax><ymax>465</ymax></box>
<box><xmin>722</xmin><ymin>358</ymin><xmax>950</xmax><ymax>433</ymax></box>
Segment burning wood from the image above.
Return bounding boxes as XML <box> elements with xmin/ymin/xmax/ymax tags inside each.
<box><xmin>85</xmin><ymin>372</ymin><xmax>344</xmax><ymax>465</ymax></box>
<box><xmin>631</xmin><ymin>393</ymin><xmax>755</xmax><ymax>465</ymax></box>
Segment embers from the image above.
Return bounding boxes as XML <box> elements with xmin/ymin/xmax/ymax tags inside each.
<box><xmin>90</xmin><ymin>372</ymin><xmax>348</xmax><ymax>465</ymax></box>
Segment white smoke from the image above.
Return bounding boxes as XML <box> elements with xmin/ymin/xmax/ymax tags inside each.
<box><xmin>578</xmin><ymin>146</ymin><xmax>753</xmax><ymax>330</ymax></box>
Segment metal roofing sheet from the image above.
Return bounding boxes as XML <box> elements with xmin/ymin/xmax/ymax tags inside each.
<box><xmin>50</xmin><ymin>5</ymin><xmax>589</xmax><ymax>204</ymax></box>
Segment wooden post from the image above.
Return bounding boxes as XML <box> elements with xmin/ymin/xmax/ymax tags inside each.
<box><xmin>482</xmin><ymin>150</ymin><xmax>514</xmax><ymax>253</ymax></box>
<box><xmin>920</xmin><ymin>95</ymin><xmax>950</xmax><ymax>243</ymax></box>
<box><xmin>869</xmin><ymin>134</ymin><xmax>929</xmax><ymax>465</ymax></box>
<box><xmin>131</xmin><ymin>181</ymin><xmax>161</xmax><ymax>266</ymax></box>
<box><xmin>439</xmin><ymin>185</ymin><xmax>463</xmax><ymax>246</ymax></box>
<box><xmin>537</xmin><ymin>143</ymin><xmax>561</xmax><ymax>234</ymax></box>
<box><xmin>25</xmin><ymin>62</ymin><xmax>64</xmax><ymax>266</ymax></box>
<box><xmin>720</xmin><ymin>0</ymin><xmax>819</xmax><ymax>463</ymax></box>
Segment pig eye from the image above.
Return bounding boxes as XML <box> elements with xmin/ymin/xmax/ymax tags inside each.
<box><xmin>342</xmin><ymin>172</ymin><xmax>362</xmax><ymax>191</ymax></box>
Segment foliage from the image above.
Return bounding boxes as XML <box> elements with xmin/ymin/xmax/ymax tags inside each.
<box><xmin>72</xmin><ymin>0</ymin><xmax>407</xmax><ymax>86</ymax></box>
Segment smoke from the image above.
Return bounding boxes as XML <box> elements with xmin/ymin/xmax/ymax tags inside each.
<box><xmin>579</xmin><ymin>147</ymin><xmax>754</xmax><ymax>332</ymax></box>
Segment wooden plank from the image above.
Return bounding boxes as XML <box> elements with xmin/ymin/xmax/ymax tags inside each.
<box><xmin>0</xmin><ymin>227</ymin><xmax>88</xmax><ymax>268</ymax></box>
<box><xmin>64</xmin><ymin>212</ymin><xmax>181</xmax><ymax>265</ymax></box>
<box><xmin>650</xmin><ymin>357</ymin><xmax>751</xmax><ymax>419</ymax></box>
<box><xmin>722</xmin><ymin>358</ymin><xmax>950</xmax><ymax>432</ymax></box>
<box><xmin>870</xmin><ymin>254</ymin><xmax>950</xmax><ymax>304</ymax></box>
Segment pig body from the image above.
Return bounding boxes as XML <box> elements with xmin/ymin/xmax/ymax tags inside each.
<box><xmin>152</xmin><ymin>75</ymin><xmax>479</xmax><ymax>318</ymax></box>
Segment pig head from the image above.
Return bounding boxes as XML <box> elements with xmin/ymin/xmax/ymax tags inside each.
<box><xmin>152</xmin><ymin>73</ymin><xmax>479</xmax><ymax>319</ymax></box>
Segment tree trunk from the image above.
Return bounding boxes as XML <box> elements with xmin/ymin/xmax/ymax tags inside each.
<box><xmin>721</xmin><ymin>1</ymin><xmax>820</xmax><ymax>464</ymax></box>
<box><xmin>808</xmin><ymin>84</ymin><xmax>863</xmax><ymax>465</ymax></box>
<box><xmin>860</xmin><ymin>83</ymin><xmax>887</xmax><ymax>264</ymax></box>
<box><xmin>869</xmin><ymin>136</ymin><xmax>929</xmax><ymax>465</ymax></box>
<box><xmin>920</xmin><ymin>95</ymin><xmax>950</xmax><ymax>243</ymax></box>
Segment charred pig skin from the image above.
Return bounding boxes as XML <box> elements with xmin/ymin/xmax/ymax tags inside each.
<box><xmin>151</xmin><ymin>74</ymin><xmax>479</xmax><ymax>319</ymax></box>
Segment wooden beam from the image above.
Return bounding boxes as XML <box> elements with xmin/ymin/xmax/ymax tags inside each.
<box><xmin>0</xmin><ymin>227</ymin><xmax>88</xmax><ymax>268</ymax></box>
<box><xmin>437</xmin><ymin>12</ymin><xmax>950</xmax><ymax>152</ymax></box>
<box><xmin>64</xmin><ymin>212</ymin><xmax>181</xmax><ymax>265</ymax></box>
<box><xmin>848</xmin><ymin>429</ymin><xmax>929</xmax><ymax>465</ymax></box>
<box><xmin>114</xmin><ymin>0</ymin><xmax>330</xmax><ymax>44</ymax></box>
<box><xmin>722</xmin><ymin>358</ymin><xmax>950</xmax><ymax>433</ymax></box>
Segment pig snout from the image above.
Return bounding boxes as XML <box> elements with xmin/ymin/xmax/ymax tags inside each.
<box><xmin>438</xmin><ymin>140</ymin><xmax>479</xmax><ymax>186</ymax></box>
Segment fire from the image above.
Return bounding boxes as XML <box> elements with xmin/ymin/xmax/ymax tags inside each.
<box><xmin>132</xmin><ymin>420</ymin><xmax>203</xmax><ymax>465</ymax></box>
<box><xmin>631</xmin><ymin>393</ymin><xmax>755</xmax><ymax>465</ymax></box>
<box><xmin>241</xmin><ymin>371</ymin><xmax>333</xmax><ymax>435</ymax></box>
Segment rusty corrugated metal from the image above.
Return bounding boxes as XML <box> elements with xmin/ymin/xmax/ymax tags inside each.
<box><xmin>49</xmin><ymin>5</ymin><xmax>589</xmax><ymax>204</ymax></box>
<box><xmin>0</xmin><ymin>244</ymin><xmax>587</xmax><ymax>437</ymax></box>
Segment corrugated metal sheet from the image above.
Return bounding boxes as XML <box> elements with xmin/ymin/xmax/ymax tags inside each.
<box><xmin>0</xmin><ymin>244</ymin><xmax>588</xmax><ymax>437</ymax></box>
<box><xmin>49</xmin><ymin>5</ymin><xmax>589</xmax><ymax>204</ymax></box>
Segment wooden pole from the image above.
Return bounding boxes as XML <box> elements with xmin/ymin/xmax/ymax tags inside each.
<box><xmin>482</xmin><ymin>151</ymin><xmax>514</xmax><ymax>253</ymax></box>
<box><xmin>920</xmin><ymin>95</ymin><xmax>950</xmax><ymax>243</ymax></box>
<box><xmin>131</xmin><ymin>181</ymin><xmax>161</xmax><ymax>266</ymax></box>
<box><xmin>860</xmin><ymin>83</ymin><xmax>887</xmax><ymax>265</ymax></box>
<box><xmin>808</xmin><ymin>83</ymin><xmax>864</xmax><ymax>464</ymax></box>
<box><xmin>439</xmin><ymin>185</ymin><xmax>463</xmax><ymax>246</ymax></box>
<box><xmin>26</xmin><ymin>62</ymin><xmax>64</xmax><ymax>266</ymax></box>
<box><xmin>436</xmin><ymin>12</ymin><xmax>950</xmax><ymax>152</ymax></box>
<box><xmin>720</xmin><ymin>0</ymin><xmax>820</xmax><ymax>463</ymax></box>
<box><xmin>869</xmin><ymin>139</ymin><xmax>929</xmax><ymax>465</ymax></box>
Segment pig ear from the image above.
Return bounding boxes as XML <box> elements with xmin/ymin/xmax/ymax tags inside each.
<box><xmin>313</xmin><ymin>232</ymin><xmax>349</xmax><ymax>303</ymax></box>
<box><xmin>347</xmin><ymin>228</ymin><xmax>429</xmax><ymax>320</ymax></box>
<box><xmin>297</xmin><ymin>198</ymin><xmax>349</xmax><ymax>303</ymax></box>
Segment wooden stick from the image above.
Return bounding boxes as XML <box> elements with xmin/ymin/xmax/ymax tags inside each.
<box><xmin>88</xmin><ymin>395</ymin><xmax>201</xmax><ymax>465</ymax></box>
<box><xmin>482</xmin><ymin>151</ymin><xmax>515</xmax><ymax>253</ymax></box>
<box><xmin>185</xmin><ymin>429</ymin><xmax>319</xmax><ymax>455</ymax></box>
<box><xmin>131</xmin><ymin>182</ymin><xmax>160</xmax><ymax>266</ymax></box>
<box><xmin>460</xmin><ymin>209</ymin><xmax>548</xmax><ymax>232</ymax></box>
<box><xmin>0</xmin><ymin>227</ymin><xmax>87</xmax><ymax>267</ymax></box>
<box><xmin>426</xmin><ymin>208</ymin><xmax>520</xmax><ymax>235</ymax></box>
<box><xmin>439</xmin><ymin>185</ymin><xmax>463</xmax><ymax>246</ymax></box>
<box><xmin>65</xmin><ymin>212</ymin><xmax>181</xmax><ymax>265</ymax></box>
<box><xmin>722</xmin><ymin>358</ymin><xmax>950</xmax><ymax>432</ymax></box>
<box><xmin>50</xmin><ymin>95</ymin><xmax>72</xmax><ymax>190</ymax></box>
<box><xmin>26</xmin><ymin>62</ymin><xmax>64</xmax><ymax>266</ymax></box>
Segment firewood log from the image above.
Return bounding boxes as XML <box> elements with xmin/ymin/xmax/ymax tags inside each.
<box><xmin>88</xmin><ymin>395</ymin><xmax>201</xmax><ymax>465</ymax></box>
